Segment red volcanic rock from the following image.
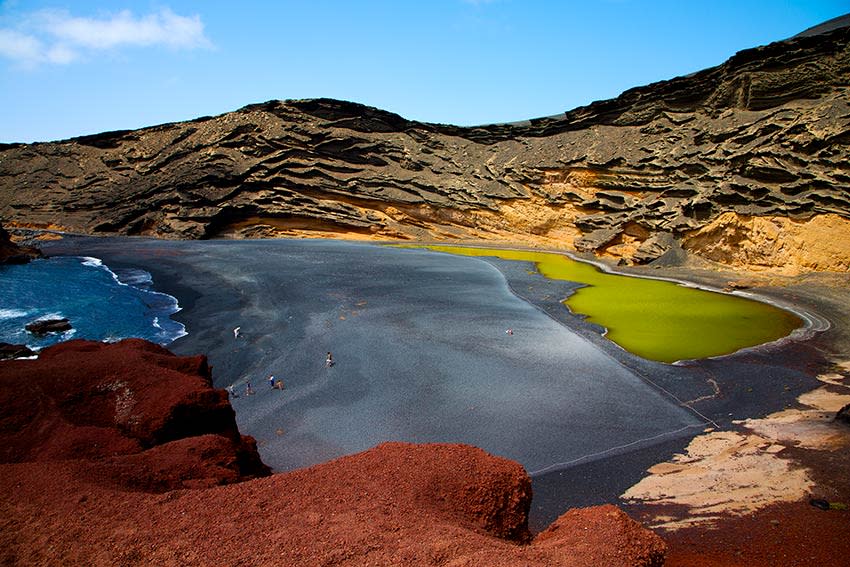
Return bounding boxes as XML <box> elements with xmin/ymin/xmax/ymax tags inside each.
<box><xmin>536</xmin><ymin>505</ymin><xmax>667</xmax><ymax>566</ymax></box>
<box><xmin>289</xmin><ymin>441</ymin><xmax>533</xmax><ymax>543</ymax></box>
<box><xmin>0</xmin><ymin>338</ymin><xmax>269</xmax><ymax>486</ymax></box>
<box><xmin>0</xmin><ymin>440</ymin><xmax>666</xmax><ymax>566</ymax></box>
<box><xmin>0</xmin><ymin>339</ymin><xmax>666</xmax><ymax>565</ymax></box>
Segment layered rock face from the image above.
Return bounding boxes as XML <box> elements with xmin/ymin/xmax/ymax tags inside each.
<box><xmin>1</xmin><ymin>27</ymin><xmax>848</xmax><ymax>272</ymax></box>
<box><xmin>0</xmin><ymin>338</ymin><xmax>666</xmax><ymax>566</ymax></box>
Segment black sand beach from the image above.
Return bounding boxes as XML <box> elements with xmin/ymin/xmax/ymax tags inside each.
<box><xmin>41</xmin><ymin>236</ymin><xmax>832</xmax><ymax>529</ymax></box>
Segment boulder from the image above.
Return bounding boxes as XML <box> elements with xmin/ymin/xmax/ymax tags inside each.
<box><xmin>0</xmin><ymin>342</ymin><xmax>36</xmax><ymax>360</ymax></box>
<box><xmin>25</xmin><ymin>318</ymin><xmax>72</xmax><ymax>335</ymax></box>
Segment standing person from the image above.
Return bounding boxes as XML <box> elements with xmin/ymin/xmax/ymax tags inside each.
<box><xmin>233</xmin><ymin>326</ymin><xmax>241</xmax><ymax>339</ymax></box>
<box><xmin>325</xmin><ymin>352</ymin><xmax>334</xmax><ymax>368</ymax></box>
<box><xmin>268</xmin><ymin>374</ymin><xmax>275</xmax><ymax>389</ymax></box>
<box><xmin>245</xmin><ymin>381</ymin><xmax>254</xmax><ymax>396</ymax></box>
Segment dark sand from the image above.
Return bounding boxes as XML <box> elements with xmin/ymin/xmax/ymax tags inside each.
<box><xmin>41</xmin><ymin>237</ymin><xmax>832</xmax><ymax>529</ymax></box>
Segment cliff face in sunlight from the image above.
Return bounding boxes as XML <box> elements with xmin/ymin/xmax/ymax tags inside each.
<box><xmin>1</xmin><ymin>26</ymin><xmax>849</xmax><ymax>272</ymax></box>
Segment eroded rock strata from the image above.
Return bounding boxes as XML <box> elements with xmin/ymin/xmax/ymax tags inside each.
<box><xmin>0</xmin><ymin>339</ymin><xmax>666</xmax><ymax>566</ymax></box>
<box><xmin>2</xmin><ymin>26</ymin><xmax>849</xmax><ymax>273</ymax></box>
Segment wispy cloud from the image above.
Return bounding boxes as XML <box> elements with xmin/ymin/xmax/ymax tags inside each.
<box><xmin>0</xmin><ymin>7</ymin><xmax>211</xmax><ymax>67</ymax></box>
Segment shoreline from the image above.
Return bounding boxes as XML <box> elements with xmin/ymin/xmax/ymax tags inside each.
<box><xmin>36</xmin><ymin>235</ymin><xmax>850</xmax><ymax>539</ymax></box>
<box><xmin>412</xmin><ymin>242</ymin><xmax>828</xmax><ymax>363</ymax></box>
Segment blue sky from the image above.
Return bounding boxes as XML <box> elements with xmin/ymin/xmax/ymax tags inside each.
<box><xmin>1</xmin><ymin>0</ymin><xmax>847</xmax><ymax>143</ymax></box>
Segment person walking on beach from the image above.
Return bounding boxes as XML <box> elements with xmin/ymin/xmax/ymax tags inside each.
<box><xmin>245</xmin><ymin>381</ymin><xmax>254</xmax><ymax>396</ymax></box>
<box><xmin>268</xmin><ymin>374</ymin><xmax>275</xmax><ymax>389</ymax></box>
<box><xmin>325</xmin><ymin>352</ymin><xmax>334</xmax><ymax>368</ymax></box>
<box><xmin>233</xmin><ymin>326</ymin><xmax>241</xmax><ymax>339</ymax></box>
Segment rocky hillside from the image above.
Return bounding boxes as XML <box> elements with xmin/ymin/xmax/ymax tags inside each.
<box><xmin>0</xmin><ymin>339</ymin><xmax>666</xmax><ymax>566</ymax></box>
<box><xmin>0</xmin><ymin>339</ymin><xmax>270</xmax><ymax>488</ymax></box>
<box><xmin>1</xmin><ymin>24</ymin><xmax>849</xmax><ymax>272</ymax></box>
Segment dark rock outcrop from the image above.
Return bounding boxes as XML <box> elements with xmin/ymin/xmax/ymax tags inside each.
<box><xmin>25</xmin><ymin>318</ymin><xmax>71</xmax><ymax>335</ymax></box>
<box><xmin>1</xmin><ymin>24</ymin><xmax>849</xmax><ymax>271</ymax></box>
<box><xmin>837</xmin><ymin>403</ymin><xmax>850</xmax><ymax>426</ymax></box>
<box><xmin>0</xmin><ymin>342</ymin><xmax>35</xmax><ymax>360</ymax></box>
<box><xmin>0</xmin><ymin>225</ymin><xmax>41</xmax><ymax>264</ymax></box>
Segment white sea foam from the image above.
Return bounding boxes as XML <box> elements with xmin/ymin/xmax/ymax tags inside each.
<box><xmin>31</xmin><ymin>312</ymin><xmax>65</xmax><ymax>322</ymax></box>
<box><xmin>118</xmin><ymin>268</ymin><xmax>153</xmax><ymax>286</ymax></box>
<box><xmin>74</xmin><ymin>255</ymin><xmax>187</xmax><ymax>344</ymax></box>
<box><xmin>0</xmin><ymin>354</ymin><xmax>38</xmax><ymax>361</ymax></box>
<box><xmin>0</xmin><ymin>309</ymin><xmax>29</xmax><ymax>320</ymax></box>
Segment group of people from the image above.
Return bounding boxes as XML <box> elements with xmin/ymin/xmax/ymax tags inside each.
<box><xmin>227</xmin><ymin>350</ymin><xmax>336</xmax><ymax>399</ymax></box>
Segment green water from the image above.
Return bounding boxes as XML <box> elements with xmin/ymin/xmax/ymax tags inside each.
<box><xmin>422</xmin><ymin>245</ymin><xmax>803</xmax><ymax>363</ymax></box>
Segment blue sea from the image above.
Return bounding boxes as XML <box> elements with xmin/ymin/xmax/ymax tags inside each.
<box><xmin>0</xmin><ymin>256</ymin><xmax>186</xmax><ymax>351</ymax></box>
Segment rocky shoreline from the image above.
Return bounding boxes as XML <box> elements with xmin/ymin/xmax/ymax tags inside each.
<box><xmin>0</xmin><ymin>234</ymin><xmax>850</xmax><ymax>567</ymax></box>
<box><xmin>3</xmin><ymin>234</ymin><xmax>848</xmax><ymax>564</ymax></box>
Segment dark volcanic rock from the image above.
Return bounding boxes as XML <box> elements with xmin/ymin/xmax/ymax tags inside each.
<box><xmin>633</xmin><ymin>232</ymin><xmax>676</xmax><ymax>264</ymax></box>
<box><xmin>0</xmin><ymin>342</ymin><xmax>36</xmax><ymax>360</ymax></box>
<box><xmin>837</xmin><ymin>403</ymin><xmax>850</xmax><ymax>426</ymax></box>
<box><xmin>1</xmin><ymin>25</ymin><xmax>849</xmax><ymax>269</ymax></box>
<box><xmin>25</xmin><ymin>318</ymin><xmax>71</xmax><ymax>335</ymax></box>
<box><xmin>0</xmin><ymin>225</ymin><xmax>42</xmax><ymax>264</ymax></box>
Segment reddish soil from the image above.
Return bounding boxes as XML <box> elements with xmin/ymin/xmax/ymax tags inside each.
<box><xmin>661</xmin><ymin>501</ymin><xmax>850</xmax><ymax>567</ymax></box>
<box><xmin>5</xmin><ymin>338</ymin><xmax>845</xmax><ymax>565</ymax></box>
<box><xmin>0</xmin><ymin>339</ymin><xmax>665</xmax><ymax>566</ymax></box>
<box><xmin>630</xmin><ymin>434</ymin><xmax>850</xmax><ymax>566</ymax></box>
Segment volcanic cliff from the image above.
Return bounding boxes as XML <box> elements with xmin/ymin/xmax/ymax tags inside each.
<box><xmin>0</xmin><ymin>339</ymin><xmax>667</xmax><ymax>566</ymax></box>
<box><xmin>1</xmin><ymin>24</ymin><xmax>849</xmax><ymax>273</ymax></box>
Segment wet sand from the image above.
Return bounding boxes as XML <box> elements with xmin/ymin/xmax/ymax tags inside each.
<box><xmin>40</xmin><ymin>236</ymin><xmax>836</xmax><ymax>529</ymax></box>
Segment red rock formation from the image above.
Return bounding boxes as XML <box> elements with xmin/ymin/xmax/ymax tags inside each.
<box><xmin>0</xmin><ymin>339</ymin><xmax>667</xmax><ymax>565</ymax></box>
<box><xmin>0</xmin><ymin>338</ymin><xmax>269</xmax><ymax>487</ymax></box>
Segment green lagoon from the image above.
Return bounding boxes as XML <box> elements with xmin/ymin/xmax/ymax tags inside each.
<box><xmin>424</xmin><ymin>245</ymin><xmax>803</xmax><ymax>363</ymax></box>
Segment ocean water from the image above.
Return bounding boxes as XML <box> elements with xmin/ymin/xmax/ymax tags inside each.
<box><xmin>0</xmin><ymin>256</ymin><xmax>186</xmax><ymax>351</ymax></box>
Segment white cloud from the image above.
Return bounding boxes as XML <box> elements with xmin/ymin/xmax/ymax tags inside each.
<box><xmin>0</xmin><ymin>28</ymin><xmax>45</xmax><ymax>64</ymax></box>
<box><xmin>0</xmin><ymin>7</ymin><xmax>211</xmax><ymax>67</ymax></box>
